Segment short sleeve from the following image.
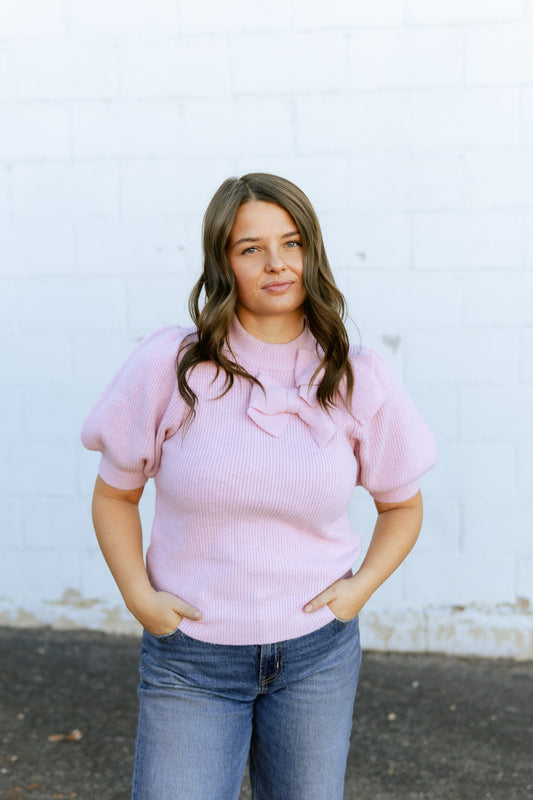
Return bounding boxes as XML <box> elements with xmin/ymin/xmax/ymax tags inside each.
<box><xmin>349</xmin><ymin>347</ymin><xmax>437</xmax><ymax>503</ymax></box>
<box><xmin>81</xmin><ymin>326</ymin><xmax>190</xmax><ymax>490</ymax></box>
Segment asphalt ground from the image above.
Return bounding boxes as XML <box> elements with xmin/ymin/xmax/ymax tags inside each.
<box><xmin>0</xmin><ymin>627</ymin><xmax>531</xmax><ymax>800</ymax></box>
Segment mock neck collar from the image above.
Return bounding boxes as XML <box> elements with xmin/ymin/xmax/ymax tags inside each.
<box><xmin>226</xmin><ymin>314</ymin><xmax>317</xmax><ymax>372</ymax></box>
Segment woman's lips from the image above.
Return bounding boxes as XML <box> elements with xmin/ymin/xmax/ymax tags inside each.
<box><xmin>262</xmin><ymin>281</ymin><xmax>295</xmax><ymax>293</ymax></box>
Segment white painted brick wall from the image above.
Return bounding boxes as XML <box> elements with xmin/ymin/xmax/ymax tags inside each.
<box><xmin>459</xmin><ymin>387</ymin><xmax>533</xmax><ymax>442</ymax></box>
<box><xmin>0</xmin><ymin>104</ymin><xmax>70</xmax><ymax>160</ymax></box>
<box><xmin>406</xmin><ymin>330</ymin><xmax>519</xmax><ymax>384</ymax></box>
<box><xmin>406</xmin><ymin>0</ymin><xmax>525</xmax><ymax>25</ymax></box>
<box><xmin>409</xmin><ymin>89</ymin><xmax>521</xmax><ymax>150</ymax></box>
<box><xmin>0</xmin><ymin>219</ymin><xmax>75</xmax><ymax>275</ymax></box>
<box><xmin>463</xmin><ymin>501</ymin><xmax>533</xmax><ymax>556</ymax></box>
<box><xmin>67</xmin><ymin>0</ymin><xmax>179</xmax><ymax>36</ymax></box>
<box><xmin>0</xmin><ymin>49</ymin><xmax>8</xmax><ymax>101</ymax></box>
<box><xmin>423</xmin><ymin>442</ymin><xmax>517</xmax><ymax>500</ymax></box>
<box><xmin>180</xmin><ymin>0</ymin><xmax>291</xmax><ymax>33</ymax></box>
<box><xmin>183</xmin><ymin>99</ymin><xmax>293</xmax><ymax>157</ymax></box>
<box><xmin>0</xmin><ymin>280</ymin><xmax>16</xmax><ymax>331</ymax></box>
<box><xmin>412</xmin><ymin>0</ymin><xmax>527</xmax><ymax>25</ymax></box>
<box><xmin>523</xmin><ymin>90</ymin><xmax>533</xmax><ymax>147</ymax></box>
<box><xmin>1</xmin><ymin>1</ymin><xmax>532</xmax><ymax>657</ymax></box>
<box><xmin>12</xmin><ymin>162</ymin><xmax>120</xmax><ymax>217</ymax></box>
<box><xmin>466</xmin><ymin>24</ymin><xmax>533</xmax><ymax>86</ymax></box>
<box><xmin>75</xmin><ymin>218</ymin><xmax>189</xmax><ymax>277</ymax></box>
<box><xmin>517</xmin><ymin>446</ymin><xmax>533</xmax><ymax>497</ymax></box>
<box><xmin>518</xmin><ymin>560</ymin><xmax>533</xmax><ymax>602</ymax></box>
<box><xmin>465</xmin><ymin>151</ymin><xmax>533</xmax><ymax>207</ymax></box>
<box><xmin>463</xmin><ymin>273</ymin><xmax>533</xmax><ymax>326</ymax></box>
<box><xmin>522</xmin><ymin>331</ymin><xmax>533</xmax><ymax>381</ymax></box>
<box><xmin>292</xmin><ymin>0</ymin><xmax>405</xmax><ymax>29</ymax></box>
<box><xmin>413</xmin><ymin>210</ymin><xmax>523</xmax><ymax>270</ymax></box>
<box><xmin>232</xmin><ymin>34</ymin><xmax>346</xmax><ymax>94</ymax></box>
<box><xmin>527</xmin><ymin>211</ymin><xmax>533</xmax><ymax>269</ymax></box>
<box><xmin>6</xmin><ymin>40</ymin><xmax>120</xmax><ymax>99</ymax></box>
<box><xmin>0</xmin><ymin>0</ymin><xmax>65</xmax><ymax>37</ymax></box>
<box><xmin>348</xmin><ymin>153</ymin><xmax>464</xmax><ymax>211</ymax></box>
<box><xmin>119</xmin><ymin>39</ymin><xmax>232</xmax><ymax>99</ymax></box>
<box><xmin>0</xmin><ymin>168</ymin><xmax>8</xmax><ymax>215</ymax></box>
<box><xmin>347</xmin><ymin>29</ymin><xmax>464</xmax><ymax>89</ymax></box>
<box><xmin>296</xmin><ymin>94</ymin><xmax>411</xmax><ymax>154</ymax></box>
<box><xmin>72</xmin><ymin>102</ymin><xmax>183</xmax><ymax>159</ymax></box>
<box><xmin>0</xmin><ymin>334</ymin><xmax>73</xmax><ymax>388</ymax></box>
<box><xmin>404</xmin><ymin>554</ymin><xmax>516</xmax><ymax>605</ymax></box>
<box><xmin>346</xmin><ymin>273</ymin><xmax>462</xmax><ymax>331</ymax></box>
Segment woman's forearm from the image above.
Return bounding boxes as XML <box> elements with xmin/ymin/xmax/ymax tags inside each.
<box><xmin>91</xmin><ymin>475</ymin><xmax>202</xmax><ymax>632</ymax></box>
<box><xmin>91</xmin><ymin>476</ymin><xmax>153</xmax><ymax>613</ymax></box>
<box><xmin>352</xmin><ymin>491</ymin><xmax>424</xmax><ymax>604</ymax></box>
<box><xmin>305</xmin><ymin>491</ymin><xmax>424</xmax><ymax>619</ymax></box>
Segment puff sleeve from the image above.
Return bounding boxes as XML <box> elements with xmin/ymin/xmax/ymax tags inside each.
<box><xmin>81</xmin><ymin>326</ymin><xmax>190</xmax><ymax>490</ymax></box>
<box><xmin>349</xmin><ymin>347</ymin><xmax>437</xmax><ymax>504</ymax></box>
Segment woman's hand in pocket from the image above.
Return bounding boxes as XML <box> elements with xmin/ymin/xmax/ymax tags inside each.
<box><xmin>128</xmin><ymin>589</ymin><xmax>202</xmax><ymax>636</ymax></box>
<box><xmin>304</xmin><ymin>575</ymin><xmax>369</xmax><ymax>622</ymax></box>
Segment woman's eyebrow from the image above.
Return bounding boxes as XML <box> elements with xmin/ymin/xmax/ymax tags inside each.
<box><xmin>230</xmin><ymin>231</ymin><xmax>300</xmax><ymax>250</ymax></box>
<box><xmin>230</xmin><ymin>236</ymin><xmax>260</xmax><ymax>249</ymax></box>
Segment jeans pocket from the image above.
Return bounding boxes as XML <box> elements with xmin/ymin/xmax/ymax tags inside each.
<box><xmin>330</xmin><ymin>616</ymin><xmax>356</xmax><ymax>628</ymax></box>
<box><xmin>150</xmin><ymin>626</ymin><xmax>183</xmax><ymax>643</ymax></box>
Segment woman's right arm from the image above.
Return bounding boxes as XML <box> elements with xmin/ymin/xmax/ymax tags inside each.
<box><xmin>91</xmin><ymin>475</ymin><xmax>202</xmax><ymax>635</ymax></box>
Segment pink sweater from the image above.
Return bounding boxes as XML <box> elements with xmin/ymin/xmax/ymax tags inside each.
<box><xmin>82</xmin><ymin>316</ymin><xmax>436</xmax><ymax>645</ymax></box>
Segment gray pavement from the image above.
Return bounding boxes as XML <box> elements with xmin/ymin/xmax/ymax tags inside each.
<box><xmin>0</xmin><ymin>627</ymin><xmax>531</xmax><ymax>800</ymax></box>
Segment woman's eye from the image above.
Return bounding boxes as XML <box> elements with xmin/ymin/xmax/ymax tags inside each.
<box><xmin>242</xmin><ymin>246</ymin><xmax>258</xmax><ymax>255</ymax></box>
<box><xmin>286</xmin><ymin>240</ymin><xmax>302</xmax><ymax>249</ymax></box>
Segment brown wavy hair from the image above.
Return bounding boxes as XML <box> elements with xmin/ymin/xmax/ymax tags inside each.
<box><xmin>177</xmin><ymin>173</ymin><xmax>354</xmax><ymax>416</ymax></box>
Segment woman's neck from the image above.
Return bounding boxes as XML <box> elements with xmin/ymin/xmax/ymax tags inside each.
<box><xmin>235</xmin><ymin>307</ymin><xmax>305</xmax><ymax>344</ymax></box>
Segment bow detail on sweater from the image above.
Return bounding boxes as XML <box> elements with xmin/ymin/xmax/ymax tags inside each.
<box><xmin>247</xmin><ymin>349</ymin><xmax>344</xmax><ymax>446</ymax></box>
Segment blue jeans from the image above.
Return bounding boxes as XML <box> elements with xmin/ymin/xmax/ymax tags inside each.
<box><xmin>132</xmin><ymin>618</ymin><xmax>361</xmax><ymax>800</ymax></box>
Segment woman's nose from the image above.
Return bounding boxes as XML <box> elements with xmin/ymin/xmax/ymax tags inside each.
<box><xmin>265</xmin><ymin>247</ymin><xmax>286</xmax><ymax>271</ymax></box>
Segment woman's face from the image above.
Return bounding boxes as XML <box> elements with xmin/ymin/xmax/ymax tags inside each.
<box><xmin>227</xmin><ymin>200</ymin><xmax>306</xmax><ymax>335</ymax></box>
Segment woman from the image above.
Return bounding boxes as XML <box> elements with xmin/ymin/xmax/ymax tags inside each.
<box><xmin>82</xmin><ymin>173</ymin><xmax>437</xmax><ymax>800</ymax></box>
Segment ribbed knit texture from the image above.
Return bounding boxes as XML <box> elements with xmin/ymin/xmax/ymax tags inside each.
<box><xmin>81</xmin><ymin>316</ymin><xmax>437</xmax><ymax>645</ymax></box>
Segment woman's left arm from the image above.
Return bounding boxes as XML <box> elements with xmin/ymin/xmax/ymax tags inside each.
<box><xmin>304</xmin><ymin>490</ymin><xmax>423</xmax><ymax>620</ymax></box>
